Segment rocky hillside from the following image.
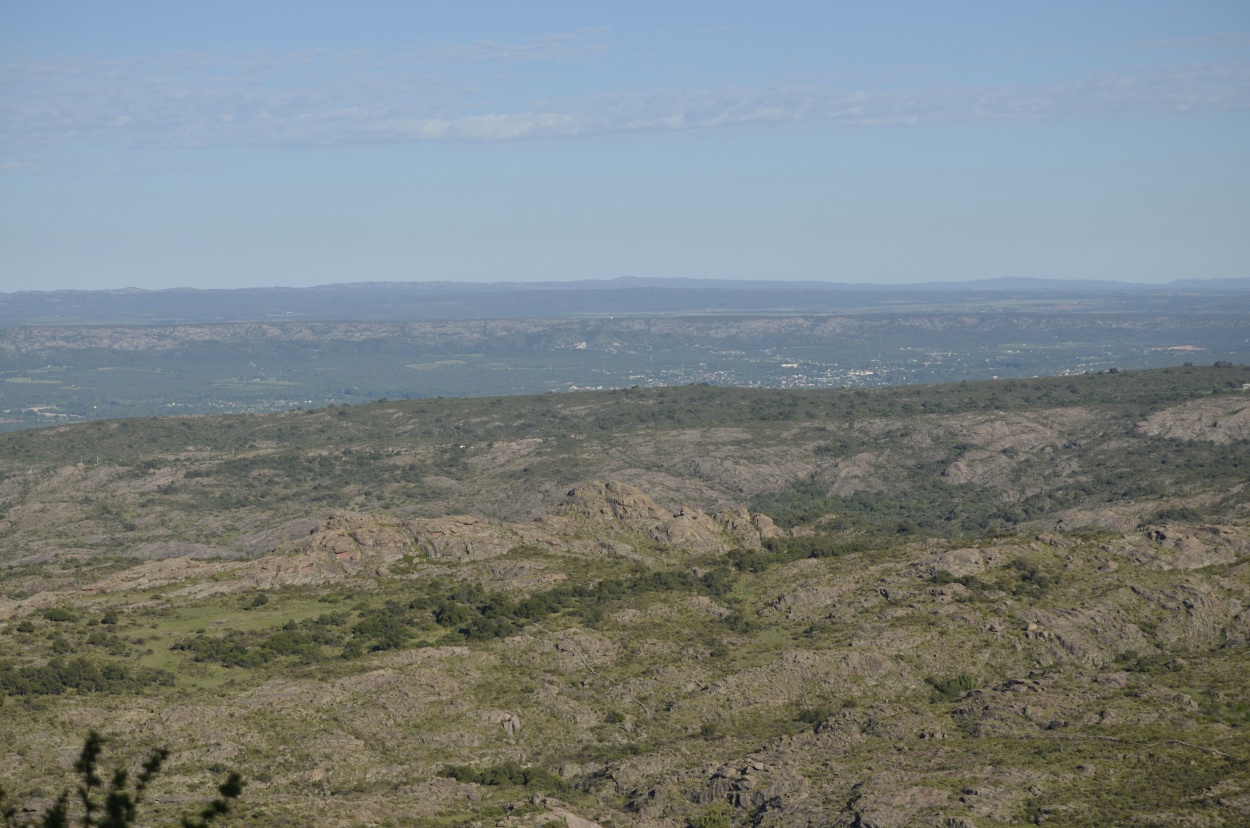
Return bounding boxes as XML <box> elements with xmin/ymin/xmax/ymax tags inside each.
<box><xmin>0</xmin><ymin>365</ymin><xmax>1249</xmax><ymax>827</ymax></box>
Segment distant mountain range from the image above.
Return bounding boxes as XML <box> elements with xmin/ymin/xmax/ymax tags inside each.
<box><xmin>237</xmin><ymin>275</ymin><xmax>1250</xmax><ymax>293</ymax></box>
<box><xmin>3</xmin><ymin>276</ymin><xmax>1248</xmax><ymax>325</ymax></box>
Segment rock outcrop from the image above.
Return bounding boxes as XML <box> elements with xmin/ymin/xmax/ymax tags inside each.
<box><xmin>543</xmin><ymin>480</ymin><xmax>779</xmax><ymax>552</ymax></box>
<box><xmin>1137</xmin><ymin>397</ymin><xmax>1250</xmax><ymax>443</ymax></box>
<box><xmin>0</xmin><ymin>480</ymin><xmax>782</xmax><ymax>616</ymax></box>
<box><xmin>1105</xmin><ymin>524</ymin><xmax>1249</xmax><ymax>570</ymax></box>
<box><xmin>282</xmin><ymin>510</ymin><xmax>561</xmax><ymax>569</ymax></box>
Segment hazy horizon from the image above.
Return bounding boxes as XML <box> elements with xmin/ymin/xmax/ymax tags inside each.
<box><xmin>3</xmin><ymin>2</ymin><xmax>1248</xmax><ymax>293</ymax></box>
<box><xmin>5</xmin><ymin>274</ymin><xmax>1250</xmax><ymax>299</ymax></box>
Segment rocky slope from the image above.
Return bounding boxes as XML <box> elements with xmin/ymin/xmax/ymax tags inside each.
<box><xmin>1</xmin><ymin>367</ymin><xmax>1249</xmax><ymax>827</ymax></box>
<box><xmin>0</xmin><ymin>477</ymin><xmax>1247</xmax><ymax>826</ymax></box>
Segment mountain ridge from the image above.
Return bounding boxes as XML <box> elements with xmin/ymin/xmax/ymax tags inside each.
<box><xmin>10</xmin><ymin>275</ymin><xmax>1250</xmax><ymax>298</ymax></box>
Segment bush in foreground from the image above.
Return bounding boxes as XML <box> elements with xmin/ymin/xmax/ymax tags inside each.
<box><xmin>0</xmin><ymin>732</ymin><xmax>243</xmax><ymax>828</ymax></box>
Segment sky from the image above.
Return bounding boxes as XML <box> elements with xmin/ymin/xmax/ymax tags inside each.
<box><xmin>1</xmin><ymin>1</ymin><xmax>1248</xmax><ymax>292</ymax></box>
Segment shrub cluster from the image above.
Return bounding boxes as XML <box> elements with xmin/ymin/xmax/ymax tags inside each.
<box><xmin>0</xmin><ymin>657</ymin><xmax>173</xmax><ymax>697</ymax></box>
<box><xmin>926</xmin><ymin>674</ymin><xmax>975</xmax><ymax>702</ymax></box>
<box><xmin>1005</xmin><ymin>559</ymin><xmax>1060</xmax><ymax>598</ymax></box>
<box><xmin>726</xmin><ymin>535</ymin><xmax>866</xmax><ymax>574</ymax></box>
<box><xmin>439</xmin><ymin>761</ymin><xmax>567</xmax><ymax>793</ymax></box>
<box><xmin>172</xmin><ymin>614</ymin><xmax>347</xmax><ymax>667</ymax></box>
<box><xmin>170</xmin><ymin>563</ymin><xmax>745</xmax><ymax>670</ymax></box>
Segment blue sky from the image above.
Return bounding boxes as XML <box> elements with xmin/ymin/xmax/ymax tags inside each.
<box><xmin>2</xmin><ymin>1</ymin><xmax>1248</xmax><ymax>291</ymax></box>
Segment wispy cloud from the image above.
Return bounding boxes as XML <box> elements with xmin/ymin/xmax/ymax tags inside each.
<box><xmin>2</xmin><ymin>40</ymin><xmax>1248</xmax><ymax>152</ymax></box>
<box><xmin>1131</xmin><ymin>32</ymin><xmax>1250</xmax><ymax>51</ymax></box>
<box><xmin>405</xmin><ymin>32</ymin><xmax>608</xmax><ymax>63</ymax></box>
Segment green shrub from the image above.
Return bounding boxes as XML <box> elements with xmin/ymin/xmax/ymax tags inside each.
<box><xmin>439</xmin><ymin>762</ymin><xmax>567</xmax><ymax>794</ymax></box>
<box><xmin>796</xmin><ymin>705</ymin><xmax>833</xmax><ymax>726</ymax></box>
<box><xmin>0</xmin><ymin>657</ymin><xmax>173</xmax><ymax>697</ymax></box>
<box><xmin>50</xmin><ymin>637</ymin><xmax>74</xmax><ymax>655</ymax></box>
<box><xmin>722</xmin><ymin>610</ymin><xmax>759</xmax><ymax>634</ymax></box>
<box><xmin>690</xmin><ymin>804</ymin><xmax>732</xmax><ymax>828</ymax></box>
<box><xmin>926</xmin><ymin>674</ymin><xmax>975</xmax><ymax>702</ymax></box>
<box><xmin>1006</xmin><ymin>559</ymin><xmax>1059</xmax><ymax>597</ymax></box>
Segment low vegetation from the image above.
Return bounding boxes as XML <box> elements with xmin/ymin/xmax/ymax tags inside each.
<box><xmin>1</xmin><ymin>365</ymin><xmax>1249</xmax><ymax>826</ymax></box>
